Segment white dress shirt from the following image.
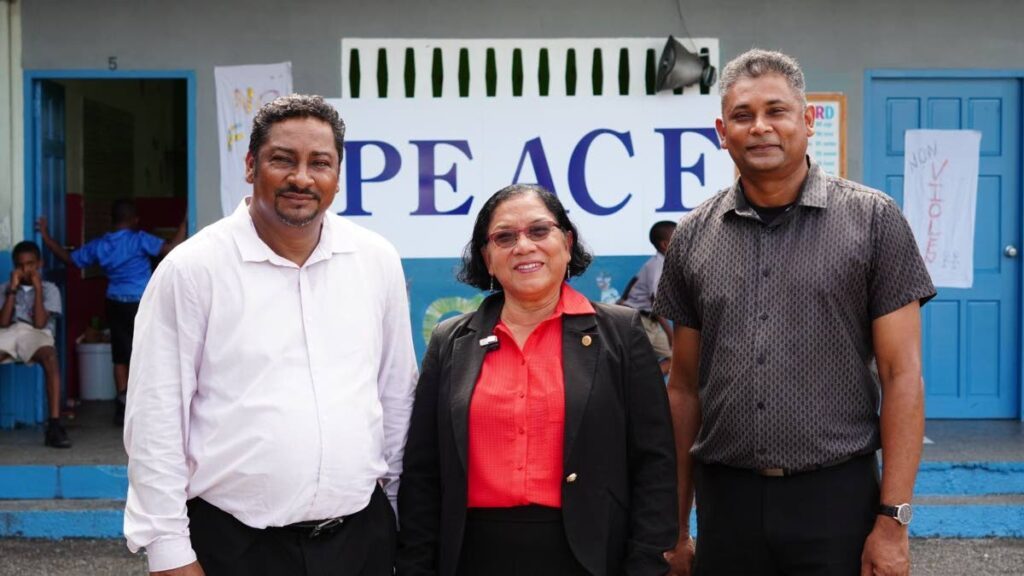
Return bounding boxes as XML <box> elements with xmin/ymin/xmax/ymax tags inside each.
<box><xmin>124</xmin><ymin>200</ymin><xmax>418</xmax><ymax>572</ymax></box>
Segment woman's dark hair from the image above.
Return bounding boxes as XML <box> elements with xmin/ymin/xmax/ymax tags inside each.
<box><xmin>457</xmin><ymin>184</ymin><xmax>593</xmax><ymax>290</ymax></box>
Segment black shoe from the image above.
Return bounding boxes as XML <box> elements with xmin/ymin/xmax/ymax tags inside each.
<box><xmin>114</xmin><ymin>400</ymin><xmax>125</xmax><ymax>426</ymax></box>
<box><xmin>45</xmin><ymin>421</ymin><xmax>72</xmax><ymax>449</ymax></box>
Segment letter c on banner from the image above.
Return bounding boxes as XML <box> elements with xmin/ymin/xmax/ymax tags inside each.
<box><xmin>568</xmin><ymin>129</ymin><xmax>634</xmax><ymax>215</ymax></box>
<box><xmin>342</xmin><ymin>141</ymin><xmax>402</xmax><ymax>216</ymax></box>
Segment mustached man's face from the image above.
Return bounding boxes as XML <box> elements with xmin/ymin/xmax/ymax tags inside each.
<box><xmin>715</xmin><ymin>73</ymin><xmax>815</xmax><ymax>179</ymax></box>
<box><xmin>245</xmin><ymin>117</ymin><xmax>339</xmax><ymax>231</ymax></box>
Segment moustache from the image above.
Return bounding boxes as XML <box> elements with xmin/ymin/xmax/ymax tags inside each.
<box><xmin>274</xmin><ymin>186</ymin><xmax>322</xmax><ymax>200</ymax></box>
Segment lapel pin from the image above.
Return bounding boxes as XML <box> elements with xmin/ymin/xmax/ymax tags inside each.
<box><xmin>581</xmin><ymin>335</ymin><xmax>593</xmax><ymax>347</ymax></box>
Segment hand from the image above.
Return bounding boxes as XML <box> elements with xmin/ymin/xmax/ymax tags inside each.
<box><xmin>151</xmin><ymin>561</ymin><xmax>205</xmax><ymax>576</ymax></box>
<box><xmin>860</xmin><ymin>516</ymin><xmax>910</xmax><ymax>576</ymax></box>
<box><xmin>664</xmin><ymin>534</ymin><xmax>696</xmax><ymax>576</ymax></box>
<box><xmin>9</xmin><ymin>269</ymin><xmax>22</xmax><ymax>288</ymax></box>
<box><xmin>35</xmin><ymin>216</ymin><xmax>49</xmax><ymax>238</ymax></box>
<box><xmin>29</xmin><ymin>268</ymin><xmax>42</xmax><ymax>289</ymax></box>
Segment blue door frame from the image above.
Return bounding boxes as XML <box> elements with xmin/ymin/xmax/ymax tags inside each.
<box><xmin>23</xmin><ymin>69</ymin><xmax>197</xmax><ymax>238</ymax></box>
<box><xmin>865</xmin><ymin>69</ymin><xmax>1024</xmax><ymax>421</ymax></box>
<box><xmin>2</xmin><ymin>69</ymin><xmax>197</xmax><ymax>429</ymax></box>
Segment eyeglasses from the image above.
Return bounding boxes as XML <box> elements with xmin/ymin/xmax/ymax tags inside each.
<box><xmin>486</xmin><ymin>221</ymin><xmax>562</xmax><ymax>249</ymax></box>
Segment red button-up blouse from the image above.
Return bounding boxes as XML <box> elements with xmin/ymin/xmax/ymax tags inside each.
<box><xmin>466</xmin><ymin>284</ymin><xmax>595</xmax><ymax>508</ymax></box>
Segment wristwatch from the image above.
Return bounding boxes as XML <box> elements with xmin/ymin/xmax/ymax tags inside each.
<box><xmin>878</xmin><ymin>503</ymin><xmax>913</xmax><ymax>526</ymax></box>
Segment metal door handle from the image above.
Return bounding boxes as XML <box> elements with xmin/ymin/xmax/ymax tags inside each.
<box><xmin>1005</xmin><ymin>245</ymin><xmax>1018</xmax><ymax>258</ymax></box>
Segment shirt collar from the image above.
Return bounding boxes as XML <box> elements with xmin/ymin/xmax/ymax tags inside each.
<box><xmin>494</xmin><ymin>283</ymin><xmax>595</xmax><ymax>340</ymax></box>
<box><xmin>229</xmin><ymin>198</ymin><xmax>356</xmax><ymax>266</ymax></box>
<box><xmin>722</xmin><ymin>156</ymin><xmax>829</xmax><ymax>220</ymax></box>
<box><xmin>555</xmin><ymin>283</ymin><xmax>596</xmax><ymax>316</ymax></box>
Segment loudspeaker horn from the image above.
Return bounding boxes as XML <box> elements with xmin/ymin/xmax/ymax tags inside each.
<box><xmin>655</xmin><ymin>36</ymin><xmax>717</xmax><ymax>92</ymax></box>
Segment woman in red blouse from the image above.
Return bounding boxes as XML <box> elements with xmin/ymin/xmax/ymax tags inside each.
<box><xmin>398</xmin><ymin>184</ymin><xmax>678</xmax><ymax>576</ymax></box>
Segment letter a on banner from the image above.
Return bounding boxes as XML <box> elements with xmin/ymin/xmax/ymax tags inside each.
<box><xmin>902</xmin><ymin>129</ymin><xmax>981</xmax><ymax>288</ymax></box>
<box><xmin>215</xmin><ymin>62</ymin><xmax>293</xmax><ymax>216</ymax></box>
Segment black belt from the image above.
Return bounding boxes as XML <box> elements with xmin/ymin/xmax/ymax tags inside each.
<box><xmin>638</xmin><ymin>309</ymin><xmax>657</xmax><ymax>319</ymax></box>
<box><xmin>754</xmin><ymin>453</ymin><xmax>866</xmax><ymax>478</ymax></box>
<box><xmin>274</xmin><ymin>515</ymin><xmax>349</xmax><ymax>538</ymax></box>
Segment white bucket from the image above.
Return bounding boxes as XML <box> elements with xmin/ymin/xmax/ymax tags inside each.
<box><xmin>77</xmin><ymin>341</ymin><xmax>116</xmax><ymax>400</ymax></box>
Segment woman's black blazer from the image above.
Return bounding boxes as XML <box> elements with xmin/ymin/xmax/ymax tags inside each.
<box><xmin>397</xmin><ymin>292</ymin><xmax>678</xmax><ymax>576</ymax></box>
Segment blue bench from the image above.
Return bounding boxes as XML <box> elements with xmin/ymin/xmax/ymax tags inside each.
<box><xmin>0</xmin><ymin>364</ymin><xmax>45</xmax><ymax>429</ymax></box>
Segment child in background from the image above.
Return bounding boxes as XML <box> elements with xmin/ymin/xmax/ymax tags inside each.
<box><xmin>37</xmin><ymin>199</ymin><xmax>186</xmax><ymax>424</ymax></box>
<box><xmin>0</xmin><ymin>241</ymin><xmax>70</xmax><ymax>447</ymax></box>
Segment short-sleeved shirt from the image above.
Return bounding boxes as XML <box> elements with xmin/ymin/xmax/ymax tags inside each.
<box><xmin>0</xmin><ymin>280</ymin><xmax>62</xmax><ymax>333</ymax></box>
<box><xmin>654</xmin><ymin>160</ymin><xmax>935</xmax><ymax>471</ymax></box>
<box><xmin>622</xmin><ymin>253</ymin><xmax>665</xmax><ymax>313</ymax></box>
<box><xmin>71</xmin><ymin>229</ymin><xmax>164</xmax><ymax>301</ymax></box>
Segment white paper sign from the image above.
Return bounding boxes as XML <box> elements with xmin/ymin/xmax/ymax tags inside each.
<box><xmin>215</xmin><ymin>62</ymin><xmax>293</xmax><ymax>217</ymax></box>
<box><xmin>328</xmin><ymin>95</ymin><xmax>733</xmax><ymax>258</ymax></box>
<box><xmin>903</xmin><ymin>129</ymin><xmax>981</xmax><ymax>288</ymax></box>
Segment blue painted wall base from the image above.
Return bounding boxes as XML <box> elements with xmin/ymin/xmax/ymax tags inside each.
<box><xmin>0</xmin><ymin>466</ymin><xmax>128</xmax><ymax>500</ymax></box>
<box><xmin>2</xmin><ymin>506</ymin><xmax>1021</xmax><ymax>540</ymax></box>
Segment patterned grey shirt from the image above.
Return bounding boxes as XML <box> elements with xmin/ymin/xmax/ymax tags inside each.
<box><xmin>654</xmin><ymin>160</ymin><xmax>935</xmax><ymax>471</ymax></box>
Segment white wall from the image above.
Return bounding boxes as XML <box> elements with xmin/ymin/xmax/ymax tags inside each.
<box><xmin>0</xmin><ymin>0</ymin><xmax>22</xmax><ymax>249</ymax></box>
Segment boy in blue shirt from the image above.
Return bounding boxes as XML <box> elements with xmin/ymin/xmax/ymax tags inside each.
<box><xmin>38</xmin><ymin>199</ymin><xmax>186</xmax><ymax>424</ymax></box>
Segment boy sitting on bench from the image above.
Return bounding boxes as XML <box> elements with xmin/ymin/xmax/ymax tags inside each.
<box><xmin>0</xmin><ymin>241</ymin><xmax>70</xmax><ymax>448</ymax></box>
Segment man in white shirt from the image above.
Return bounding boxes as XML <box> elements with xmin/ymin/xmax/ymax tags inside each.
<box><xmin>124</xmin><ymin>95</ymin><xmax>418</xmax><ymax>576</ymax></box>
<box><xmin>619</xmin><ymin>221</ymin><xmax>676</xmax><ymax>374</ymax></box>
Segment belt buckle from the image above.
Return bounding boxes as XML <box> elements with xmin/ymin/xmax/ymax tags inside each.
<box><xmin>309</xmin><ymin>517</ymin><xmax>344</xmax><ymax>538</ymax></box>
<box><xmin>758</xmin><ymin>467</ymin><xmax>786</xmax><ymax>477</ymax></box>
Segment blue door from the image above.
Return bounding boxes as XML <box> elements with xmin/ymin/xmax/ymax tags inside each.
<box><xmin>35</xmin><ymin>80</ymin><xmax>67</xmax><ymax>274</ymax></box>
<box><xmin>866</xmin><ymin>75</ymin><xmax>1021</xmax><ymax>419</ymax></box>
<box><xmin>1</xmin><ymin>80</ymin><xmax>67</xmax><ymax>427</ymax></box>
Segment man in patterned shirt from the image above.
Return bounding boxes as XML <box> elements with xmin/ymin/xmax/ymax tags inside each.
<box><xmin>656</xmin><ymin>49</ymin><xmax>934</xmax><ymax>576</ymax></box>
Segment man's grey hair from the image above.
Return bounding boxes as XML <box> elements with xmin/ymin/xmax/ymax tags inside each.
<box><xmin>719</xmin><ymin>49</ymin><xmax>806</xmax><ymax>106</ymax></box>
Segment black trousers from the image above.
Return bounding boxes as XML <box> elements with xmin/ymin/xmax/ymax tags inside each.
<box><xmin>693</xmin><ymin>453</ymin><xmax>879</xmax><ymax>576</ymax></box>
<box><xmin>106</xmin><ymin>299</ymin><xmax>139</xmax><ymax>365</ymax></box>
<box><xmin>456</xmin><ymin>505</ymin><xmax>590</xmax><ymax>576</ymax></box>
<box><xmin>187</xmin><ymin>485</ymin><xmax>397</xmax><ymax>576</ymax></box>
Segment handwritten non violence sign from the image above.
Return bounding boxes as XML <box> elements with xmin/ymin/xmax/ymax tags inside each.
<box><xmin>903</xmin><ymin>129</ymin><xmax>981</xmax><ymax>289</ymax></box>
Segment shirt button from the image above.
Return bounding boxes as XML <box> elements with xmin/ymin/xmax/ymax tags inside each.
<box><xmin>565</xmin><ymin>473</ymin><xmax>578</xmax><ymax>483</ymax></box>
<box><xmin>518</xmin><ymin>391</ymin><xmax>526</xmax><ymax>399</ymax></box>
<box><xmin>517</xmin><ymin>464</ymin><xmax>524</xmax><ymax>471</ymax></box>
<box><xmin>757</xmin><ymin>401</ymin><xmax>765</xmax><ymax>410</ymax></box>
<box><xmin>759</xmin><ymin>312</ymin><xmax>768</xmax><ymax>321</ymax></box>
<box><xmin>518</xmin><ymin>428</ymin><xmax>525</xmax><ymax>435</ymax></box>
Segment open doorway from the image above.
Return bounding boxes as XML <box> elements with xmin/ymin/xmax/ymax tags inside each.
<box><xmin>24</xmin><ymin>72</ymin><xmax>195</xmax><ymax>417</ymax></box>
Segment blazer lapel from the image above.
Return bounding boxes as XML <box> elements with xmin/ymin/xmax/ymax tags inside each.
<box><xmin>562</xmin><ymin>312</ymin><xmax>599</xmax><ymax>467</ymax></box>
<box><xmin>450</xmin><ymin>294</ymin><xmax>503</xmax><ymax>472</ymax></box>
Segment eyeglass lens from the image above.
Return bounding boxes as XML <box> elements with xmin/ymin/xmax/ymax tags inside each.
<box><xmin>491</xmin><ymin>223</ymin><xmax>557</xmax><ymax>248</ymax></box>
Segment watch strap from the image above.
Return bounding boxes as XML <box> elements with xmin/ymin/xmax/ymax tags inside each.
<box><xmin>877</xmin><ymin>504</ymin><xmax>899</xmax><ymax>517</ymax></box>
<box><xmin>877</xmin><ymin>503</ymin><xmax>912</xmax><ymax>525</ymax></box>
